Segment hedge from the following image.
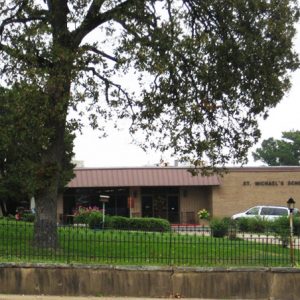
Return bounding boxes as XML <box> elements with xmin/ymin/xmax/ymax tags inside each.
<box><xmin>73</xmin><ymin>210</ymin><xmax>171</xmax><ymax>232</ymax></box>
<box><xmin>107</xmin><ymin>216</ymin><xmax>171</xmax><ymax>232</ymax></box>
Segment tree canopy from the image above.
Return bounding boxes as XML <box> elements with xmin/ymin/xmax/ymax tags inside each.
<box><xmin>253</xmin><ymin>131</ymin><xmax>300</xmax><ymax>166</ymax></box>
<box><xmin>0</xmin><ymin>0</ymin><xmax>298</xmax><ymax>247</ymax></box>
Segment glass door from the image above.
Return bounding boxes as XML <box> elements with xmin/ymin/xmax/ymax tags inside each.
<box><xmin>153</xmin><ymin>195</ymin><xmax>167</xmax><ymax>219</ymax></box>
<box><xmin>168</xmin><ymin>195</ymin><xmax>179</xmax><ymax>223</ymax></box>
<box><xmin>142</xmin><ymin>196</ymin><xmax>153</xmax><ymax>217</ymax></box>
<box><xmin>141</xmin><ymin>188</ymin><xmax>179</xmax><ymax>223</ymax></box>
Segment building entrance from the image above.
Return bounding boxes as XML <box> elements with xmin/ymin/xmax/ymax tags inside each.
<box><xmin>141</xmin><ymin>187</ymin><xmax>180</xmax><ymax>223</ymax></box>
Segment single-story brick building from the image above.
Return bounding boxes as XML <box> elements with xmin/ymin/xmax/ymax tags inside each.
<box><xmin>58</xmin><ymin>166</ymin><xmax>300</xmax><ymax>224</ymax></box>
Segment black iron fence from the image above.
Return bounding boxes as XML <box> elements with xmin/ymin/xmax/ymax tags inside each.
<box><xmin>0</xmin><ymin>220</ymin><xmax>299</xmax><ymax>267</ymax></box>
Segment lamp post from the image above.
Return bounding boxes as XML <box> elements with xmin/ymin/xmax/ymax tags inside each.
<box><xmin>287</xmin><ymin>197</ymin><xmax>295</xmax><ymax>266</ymax></box>
<box><xmin>99</xmin><ymin>195</ymin><xmax>110</xmax><ymax>228</ymax></box>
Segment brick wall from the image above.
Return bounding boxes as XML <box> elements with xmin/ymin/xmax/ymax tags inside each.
<box><xmin>212</xmin><ymin>167</ymin><xmax>300</xmax><ymax>218</ymax></box>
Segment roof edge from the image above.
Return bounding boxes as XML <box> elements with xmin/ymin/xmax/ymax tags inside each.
<box><xmin>74</xmin><ymin>166</ymin><xmax>300</xmax><ymax>172</ymax></box>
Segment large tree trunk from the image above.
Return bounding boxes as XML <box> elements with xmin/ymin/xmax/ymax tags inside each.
<box><xmin>32</xmin><ymin>1</ymin><xmax>75</xmax><ymax>248</ymax></box>
<box><xmin>33</xmin><ymin>122</ymin><xmax>67</xmax><ymax>248</ymax></box>
<box><xmin>32</xmin><ymin>92</ymin><xmax>70</xmax><ymax>247</ymax></box>
<box><xmin>33</xmin><ymin>116</ymin><xmax>70</xmax><ymax>248</ymax></box>
<box><xmin>33</xmin><ymin>73</ymin><xmax>71</xmax><ymax>248</ymax></box>
<box><xmin>34</xmin><ymin>179</ymin><xmax>59</xmax><ymax>248</ymax></box>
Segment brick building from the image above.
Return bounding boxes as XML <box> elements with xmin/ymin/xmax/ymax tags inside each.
<box><xmin>59</xmin><ymin>166</ymin><xmax>300</xmax><ymax>224</ymax></box>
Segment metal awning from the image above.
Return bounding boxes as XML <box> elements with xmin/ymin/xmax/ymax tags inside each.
<box><xmin>67</xmin><ymin>167</ymin><xmax>221</xmax><ymax>188</ymax></box>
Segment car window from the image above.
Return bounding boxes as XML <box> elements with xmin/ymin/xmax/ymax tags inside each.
<box><xmin>272</xmin><ymin>208</ymin><xmax>288</xmax><ymax>216</ymax></box>
<box><xmin>246</xmin><ymin>207</ymin><xmax>259</xmax><ymax>215</ymax></box>
<box><xmin>261</xmin><ymin>207</ymin><xmax>273</xmax><ymax>215</ymax></box>
<box><xmin>260</xmin><ymin>207</ymin><xmax>288</xmax><ymax>216</ymax></box>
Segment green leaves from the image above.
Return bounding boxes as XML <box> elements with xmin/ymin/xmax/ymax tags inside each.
<box><xmin>0</xmin><ymin>0</ymin><xmax>299</xmax><ymax>176</ymax></box>
<box><xmin>253</xmin><ymin>130</ymin><xmax>300</xmax><ymax>166</ymax></box>
<box><xmin>0</xmin><ymin>84</ymin><xmax>75</xmax><ymax>199</ymax></box>
<box><xmin>126</xmin><ymin>0</ymin><xmax>298</xmax><ymax>171</ymax></box>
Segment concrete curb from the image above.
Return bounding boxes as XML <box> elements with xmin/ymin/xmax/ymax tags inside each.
<box><xmin>0</xmin><ymin>297</ymin><xmax>242</xmax><ymax>300</ymax></box>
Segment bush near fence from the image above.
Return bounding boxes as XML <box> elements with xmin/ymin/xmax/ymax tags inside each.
<box><xmin>209</xmin><ymin>216</ymin><xmax>300</xmax><ymax>243</ymax></box>
<box><xmin>10</xmin><ymin>206</ymin><xmax>172</xmax><ymax>232</ymax></box>
<box><xmin>235</xmin><ymin>216</ymin><xmax>300</xmax><ymax>235</ymax></box>
<box><xmin>72</xmin><ymin>207</ymin><xmax>171</xmax><ymax>232</ymax></box>
<box><xmin>107</xmin><ymin>216</ymin><xmax>171</xmax><ymax>232</ymax></box>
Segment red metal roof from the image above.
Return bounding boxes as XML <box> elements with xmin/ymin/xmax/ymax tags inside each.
<box><xmin>67</xmin><ymin>167</ymin><xmax>221</xmax><ymax>188</ymax></box>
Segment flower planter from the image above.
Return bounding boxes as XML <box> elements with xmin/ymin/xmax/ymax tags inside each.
<box><xmin>199</xmin><ymin>219</ymin><xmax>210</xmax><ymax>227</ymax></box>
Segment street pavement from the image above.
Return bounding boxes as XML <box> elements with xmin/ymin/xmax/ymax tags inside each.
<box><xmin>0</xmin><ymin>296</ymin><xmax>169</xmax><ymax>299</ymax></box>
<box><xmin>0</xmin><ymin>297</ymin><xmax>165</xmax><ymax>300</ymax></box>
<box><xmin>0</xmin><ymin>296</ymin><xmax>237</xmax><ymax>300</ymax></box>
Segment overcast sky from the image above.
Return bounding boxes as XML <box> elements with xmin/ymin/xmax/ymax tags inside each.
<box><xmin>73</xmin><ymin>21</ymin><xmax>300</xmax><ymax>168</ymax></box>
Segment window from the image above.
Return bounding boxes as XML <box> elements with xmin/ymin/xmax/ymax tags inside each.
<box><xmin>260</xmin><ymin>207</ymin><xmax>288</xmax><ymax>216</ymax></box>
<box><xmin>272</xmin><ymin>208</ymin><xmax>288</xmax><ymax>216</ymax></box>
<box><xmin>246</xmin><ymin>207</ymin><xmax>259</xmax><ymax>215</ymax></box>
<box><xmin>261</xmin><ymin>207</ymin><xmax>273</xmax><ymax>215</ymax></box>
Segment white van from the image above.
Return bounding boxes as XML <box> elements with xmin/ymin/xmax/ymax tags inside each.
<box><xmin>232</xmin><ymin>205</ymin><xmax>299</xmax><ymax>220</ymax></box>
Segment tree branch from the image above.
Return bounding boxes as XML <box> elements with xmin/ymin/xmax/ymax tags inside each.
<box><xmin>0</xmin><ymin>0</ymin><xmax>48</xmax><ymax>37</ymax></box>
<box><xmin>71</xmin><ymin>0</ymin><xmax>136</xmax><ymax>47</ymax></box>
<box><xmin>84</xmin><ymin>66</ymin><xmax>135</xmax><ymax>113</ymax></box>
<box><xmin>0</xmin><ymin>15</ymin><xmax>47</xmax><ymax>36</ymax></box>
<box><xmin>80</xmin><ymin>45</ymin><xmax>118</xmax><ymax>63</ymax></box>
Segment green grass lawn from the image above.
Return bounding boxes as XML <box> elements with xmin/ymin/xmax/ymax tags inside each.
<box><xmin>0</xmin><ymin>220</ymin><xmax>298</xmax><ymax>267</ymax></box>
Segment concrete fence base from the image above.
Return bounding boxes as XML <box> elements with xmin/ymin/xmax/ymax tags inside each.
<box><xmin>0</xmin><ymin>264</ymin><xmax>299</xmax><ymax>299</ymax></box>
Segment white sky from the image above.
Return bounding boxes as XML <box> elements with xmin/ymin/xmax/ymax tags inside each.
<box><xmin>73</xmin><ymin>20</ymin><xmax>300</xmax><ymax>168</ymax></box>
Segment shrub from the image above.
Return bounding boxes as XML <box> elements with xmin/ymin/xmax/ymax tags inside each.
<box><xmin>236</xmin><ymin>217</ymin><xmax>270</xmax><ymax>233</ymax></box>
<box><xmin>223</xmin><ymin>217</ymin><xmax>238</xmax><ymax>239</ymax></box>
<box><xmin>222</xmin><ymin>217</ymin><xmax>236</xmax><ymax>227</ymax></box>
<box><xmin>270</xmin><ymin>216</ymin><xmax>289</xmax><ymax>231</ymax></box>
<box><xmin>134</xmin><ymin>217</ymin><xmax>171</xmax><ymax>232</ymax></box>
<box><xmin>107</xmin><ymin>216</ymin><xmax>171</xmax><ymax>232</ymax></box>
<box><xmin>107</xmin><ymin>216</ymin><xmax>130</xmax><ymax>229</ymax></box>
<box><xmin>235</xmin><ymin>216</ymin><xmax>300</xmax><ymax>247</ymax></box>
<box><xmin>236</xmin><ymin>218</ymin><xmax>251</xmax><ymax>232</ymax></box>
<box><xmin>270</xmin><ymin>216</ymin><xmax>290</xmax><ymax>247</ymax></box>
<box><xmin>293</xmin><ymin>216</ymin><xmax>300</xmax><ymax>236</ymax></box>
<box><xmin>73</xmin><ymin>206</ymin><xmax>102</xmax><ymax>224</ymax></box>
<box><xmin>88</xmin><ymin>211</ymin><xmax>105</xmax><ymax>229</ymax></box>
<box><xmin>210</xmin><ymin>218</ymin><xmax>229</xmax><ymax>238</ymax></box>
<box><xmin>268</xmin><ymin>216</ymin><xmax>300</xmax><ymax>247</ymax></box>
<box><xmin>249</xmin><ymin>217</ymin><xmax>270</xmax><ymax>233</ymax></box>
<box><xmin>269</xmin><ymin>216</ymin><xmax>300</xmax><ymax>236</ymax></box>
<box><xmin>22</xmin><ymin>212</ymin><xmax>35</xmax><ymax>222</ymax></box>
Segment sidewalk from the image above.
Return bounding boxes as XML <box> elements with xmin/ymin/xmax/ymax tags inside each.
<box><xmin>0</xmin><ymin>298</ymin><xmax>172</xmax><ymax>300</ymax></box>
<box><xmin>0</xmin><ymin>297</ymin><xmax>164</xmax><ymax>300</ymax></box>
<box><xmin>0</xmin><ymin>296</ymin><xmax>225</xmax><ymax>300</ymax></box>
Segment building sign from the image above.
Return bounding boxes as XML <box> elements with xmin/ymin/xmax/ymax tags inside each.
<box><xmin>242</xmin><ymin>180</ymin><xmax>300</xmax><ymax>186</ymax></box>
